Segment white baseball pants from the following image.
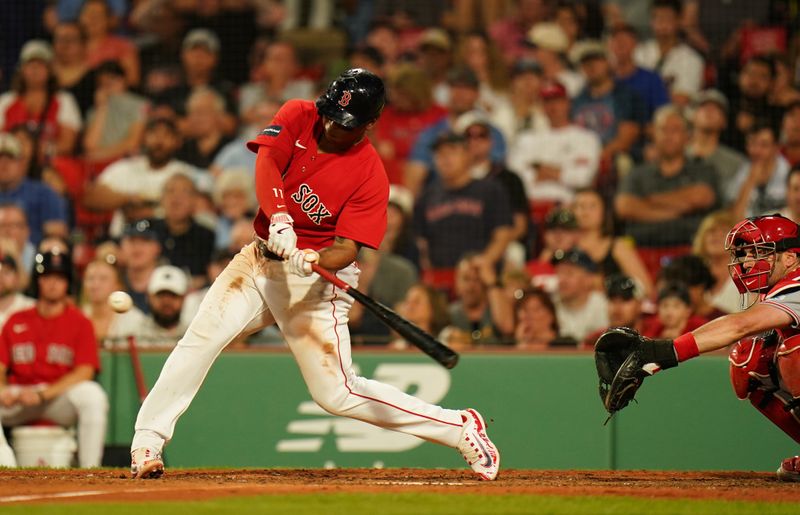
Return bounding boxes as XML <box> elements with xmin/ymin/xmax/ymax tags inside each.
<box><xmin>132</xmin><ymin>242</ymin><xmax>464</xmax><ymax>453</ymax></box>
<box><xmin>0</xmin><ymin>380</ymin><xmax>109</xmax><ymax>467</ymax></box>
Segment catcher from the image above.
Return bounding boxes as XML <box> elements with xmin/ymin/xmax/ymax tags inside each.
<box><xmin>595</xmin><ymin>214</ymin><xmax>800</xmax><ymax>481</ymax></box>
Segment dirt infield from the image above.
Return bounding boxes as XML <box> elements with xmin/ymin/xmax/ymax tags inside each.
<box><xmin>0</xmin><ymin>468</ymin><xmax>798</xmax><ymax>505</ymax></box>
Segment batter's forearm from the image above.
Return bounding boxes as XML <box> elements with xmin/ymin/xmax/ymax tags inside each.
<box><xmin>317</xmin><ymin>236</ymin><xmax>360</xmax><ymax>271</ymax></box>
<box><xmin>255</xmin><ymin>149</ymin><xmax>288</xmax><ymax>218</ymax></box>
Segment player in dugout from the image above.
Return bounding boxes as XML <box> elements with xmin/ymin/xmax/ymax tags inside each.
<box><xmin>0</xmin><ymin>249</ymin><xmax>108</xmax><ymax>467</ymax></box>
<box><xmin>129</xmin><ymin>69</ymin><xmax>500</xmax><ymax>480</ymax></box>
<box><xmin>595</xmin><ymin>214</ymin><xmax>800</xmax><ymax>481</ymax></box>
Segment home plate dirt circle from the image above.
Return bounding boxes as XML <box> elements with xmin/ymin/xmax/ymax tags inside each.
<box><xmin>0</xmin><ymin>469</ymin><xmax>798</xmax><ymax>504</ymax></box>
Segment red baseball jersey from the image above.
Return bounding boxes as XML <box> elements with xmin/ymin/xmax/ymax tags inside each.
<box><xmin>0</xmin><ymin>304</ymin><xmax>100</xmax><ymax>385</ymax></box>
<box><xmin>247</xmin><ymin>99</ymin><xmax>389</xmax><ymax>251</ymax></box>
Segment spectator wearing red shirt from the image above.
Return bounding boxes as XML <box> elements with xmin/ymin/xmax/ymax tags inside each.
<box><xmin>0</xmin><ymin>250</ymin><xmax>107</xmax><ymax>467</ymax></box>
<box><xmin>374</xmin><ymin>64</ymin><xmax>447</xmax><ymax>185</ymax></box>
<box><xmin>641</xmin><ymin>282</ymin><xmax>707</xmax><ymax>339</ymax></box>
<box><xmin>0</xmin><ymin>41</ymin><xmax>82</xmax><ymax>159</ymax></box>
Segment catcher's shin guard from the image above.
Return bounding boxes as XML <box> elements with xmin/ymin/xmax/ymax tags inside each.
<box><xmin>748</xmin><ymin>389</ymin><xmax>800</xmax><ymax>444</ymax></box>
<box><xmin>777</xmin><ymin>335</ymin><xmax>800</xmax><ymax>398</ymax></box>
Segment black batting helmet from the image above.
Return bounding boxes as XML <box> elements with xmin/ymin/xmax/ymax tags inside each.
<box><xmin>315</xmin><ymin>68</ymin><xmax>385</xmax><ymax>128</ymax></box>
<box><xmin>33</xmin><ymin>249</ymin><xmax>72</xmax><ymax>284</ymax></box>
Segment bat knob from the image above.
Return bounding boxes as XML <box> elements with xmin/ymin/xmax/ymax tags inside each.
<box><xmin>442</xmin><ymin>354</ymin><xmax>460</xmax><ymax>369</ymax></box>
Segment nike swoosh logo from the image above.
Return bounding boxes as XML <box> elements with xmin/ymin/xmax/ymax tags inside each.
<box><xmin>295</xmin><ymin>139</ymin><xmax>307</xmax><ymax>149</ymax></box>
<box><xmin>276</xmin><ymin>204</ymin><xmax>286</xmax><ymax>208</ymax></box>
<box><xmin>474</xmin><ymin>437</ymin><xmax>493</xmax><ymax>468</ymax></box>
<box><xmin>277</xmin><ymin>227</ymin><xmax>290</xmax><ymax>234</ymax></box>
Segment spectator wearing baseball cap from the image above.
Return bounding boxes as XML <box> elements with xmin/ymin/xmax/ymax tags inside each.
<box><xmin>454</xmin><ymin>110</ymin><xmax>529</xmax><ymax>266</ymax></box>
<box><xmin>582</xmin><ymin>274</ymin><xmax>647</xmax><ymax>348</ymax></box>
<box><xmin>0</xmin><ymin>133</ymin><xmax>69</xmax><ymax>246</ymax></box>
<box><xmin>134</xmin><ymin>265</ymin><xmax>189</xmax><ymax>348</ymax></box>
<box><xmin>155</xmin><ymin>28</ymin><xmax>237</xmax><ymax>134</ymax></box>
<box><xmin>687</xmin><ymin>90</ymin><xmax>746</xmax><ymax>186</ymax></box>
<box><xmin>417</xmin><ymin>29</ymin><xmax>454</xmax><ymax>106</ymax></box>
<box><xmin>413</xmin><ymin>131</ymin><xmax>514</xmax><ymax>288</ymax></box>
<box><xmin>570</xmin><ymin>40</ymin><xmax>645</xmax><ymax>165</ymax></box>
<box><xmin>551</xmin><ymin>247</ymin><xmax>609</xmax><ymax>343</ymax></box>
<box><xmin>530</xmin><ymin>207</ymin><xmax>581</xmax><ymax>287</ymax></box>
<box><xmin>524</xmin><ymin>22</ymin><xmax>584</xmax><ymax>98</ymax></box>
<box><xmin>405</xmin><ymin>67</ymin><xmax>507</xmax><ymax>197</ymax></box>
<box><xmin>507</xmin><ymin>79</ymin><xmax>601</xmax><ymax>219</ymax></box>
<box><xmin>608</xmin><ymin>24</ymin><xmax>670</xmax><ymax>122</ymax></box>
<box><xmin>489</xmin><ymin>59</ymin><xmax>549</xmax><ymax>144</ymax></box>
<box><xmin>120</xmin><ymin>219</ymin><xmax>162</xmax><ymax>315</ymax></box>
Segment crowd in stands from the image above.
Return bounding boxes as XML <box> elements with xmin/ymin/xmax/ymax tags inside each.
<box><xmin>0</xmin><ymin>0</ymin><xmax>799</xmax><ymax>351</ymax></box>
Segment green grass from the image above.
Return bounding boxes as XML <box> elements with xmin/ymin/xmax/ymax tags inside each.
<box><xmin>1</xmin><ymin>493</ymin><xmax>796</xmax><ymax>515</ymax></box>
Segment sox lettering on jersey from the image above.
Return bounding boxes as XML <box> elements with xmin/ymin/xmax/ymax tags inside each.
<box><xmin>291</xmin><ymin>184</ymin><xmax>332</xmax><ymax>225</ymax></box>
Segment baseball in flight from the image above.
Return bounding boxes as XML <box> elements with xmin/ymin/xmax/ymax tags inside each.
<box><xmin>108</xmin><ymin>291</ymin><xmax>133</xmax><ymax>313</ymax></box>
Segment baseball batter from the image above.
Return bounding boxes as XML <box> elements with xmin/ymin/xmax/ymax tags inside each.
<box><xmin>130</xmin><ymin>69</ymin><xmax>499</xmax><ymax>480</ymax></box>
<box><xmin>0</xmin><ymin>250</ymin><xmax>108</xmax><ymax>467</ymax></box>
<box><xmin>595</xmin><ymin>214</ymin><xmax>800</xmax><ymax>481</ymax></box>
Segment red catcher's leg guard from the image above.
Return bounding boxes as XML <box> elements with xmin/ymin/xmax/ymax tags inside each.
<box><xmin>748</xmin><ymin>389</ymin><xmax>800</xmax><ymax>444</ymax></box>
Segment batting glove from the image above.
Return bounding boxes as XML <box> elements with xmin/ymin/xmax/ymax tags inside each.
<box><xmin>287</xmin><ymin>248</ymin><xmax>319</xmax><ymax>277</ymax></box>
<box><xmin>267</xmin><ymin>212</ymin><xmax>297</xmax><ymax>258</ymax></box>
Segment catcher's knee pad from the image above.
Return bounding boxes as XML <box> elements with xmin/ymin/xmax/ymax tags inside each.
<box><xmin>777</xmin><ymin>335</ymin><xmax>800</xmax><ymax>397</ymax></box>
<box><xmin>729</xmin><ymin>334</ymin><xmax>777</xmax><ymax>400</ymax></box>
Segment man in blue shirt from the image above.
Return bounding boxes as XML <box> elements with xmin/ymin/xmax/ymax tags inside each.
<box><xmin>0</xmin><ymin>134</ymin><xmax>67</xmax><ymax>245</ymax></box>
<box><xmin>608</xmin><ymin>24</ymin><xmax>669</xmax><ymax>122</ymax></box>
<box><xmin>405</xmin><ymin>67</ymin><xmax>505</xmax><ymax>196</ymax></box>
<box><xmin>570</xmin><ymin>40</ymin><xmax>646</xmax><ymax>165</ymax></box>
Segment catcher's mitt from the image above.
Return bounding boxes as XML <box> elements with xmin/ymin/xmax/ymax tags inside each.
<box><xmin>594</xmin><ymin>327</ymin><xmax>678</xmax><ymax>418</ymax></box>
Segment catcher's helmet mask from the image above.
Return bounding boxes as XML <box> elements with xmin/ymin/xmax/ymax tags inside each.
<box><xmin>315</xmin><ymin>68</ymin><xmax>386</xmax><ymax>129</ymax></box>
<box><xmin>725</xmin><ymin>215</ymin><xmax>800</xmax><ymax>306</ymax></box>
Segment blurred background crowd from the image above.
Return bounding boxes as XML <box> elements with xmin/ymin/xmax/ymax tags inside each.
<box><xmin>0</xmin><ymin>0</ymin><xmax>798</xmax><ymax>350</ymax></box>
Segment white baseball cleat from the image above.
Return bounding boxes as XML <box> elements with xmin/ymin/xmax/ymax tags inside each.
<box><xmin>457</xmin><ymin>408</ymin><xmax>500</xmax><ymax>480</ymax></box>
<box><xmin>131</xmin><ymin>447</ymin><xmax>164</xmax><ymax>479</ymax></box>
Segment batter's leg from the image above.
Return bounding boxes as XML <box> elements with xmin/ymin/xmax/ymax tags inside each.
<box><xmin>42</xmin><ymin>381</ymin><xmax>109</xmax><ymax>467</ymax></box>
<box><xmin>267</xmin><ymin>262</ymin><xmax>464</xmax><ymax>448</ymax></box>
<box><xmin>132</xmin><ymin>243</ymin><xmax>276</xmax><ymax>452</ymax></box>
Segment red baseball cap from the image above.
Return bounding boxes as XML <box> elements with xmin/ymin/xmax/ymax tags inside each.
<box><xmin>540</xmin><ymin>81</ymin><xmax>567</xmax><ymax>100</ymax></box>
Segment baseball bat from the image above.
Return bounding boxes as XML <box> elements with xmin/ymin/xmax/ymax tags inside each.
<box><xmin>311</xmin><ymin>263</ymin><xmax>459</xmax><ymax>369</ymax></box>
<box><xmin>127</xmin><ymin>335</ymin><xmax>148</xmax><ymax>403</ymax></box>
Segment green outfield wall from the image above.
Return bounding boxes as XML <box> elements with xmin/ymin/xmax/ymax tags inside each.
<box><xmin>98</xmin><ymin>350</ymin><xmax>797</xmax><ymax>471</ymax></box>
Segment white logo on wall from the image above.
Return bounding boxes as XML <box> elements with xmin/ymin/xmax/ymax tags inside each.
<box><xmin>276</xmin><ymin>363</ymin><xmax>451</xmax><ymax>453</ymax></box>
